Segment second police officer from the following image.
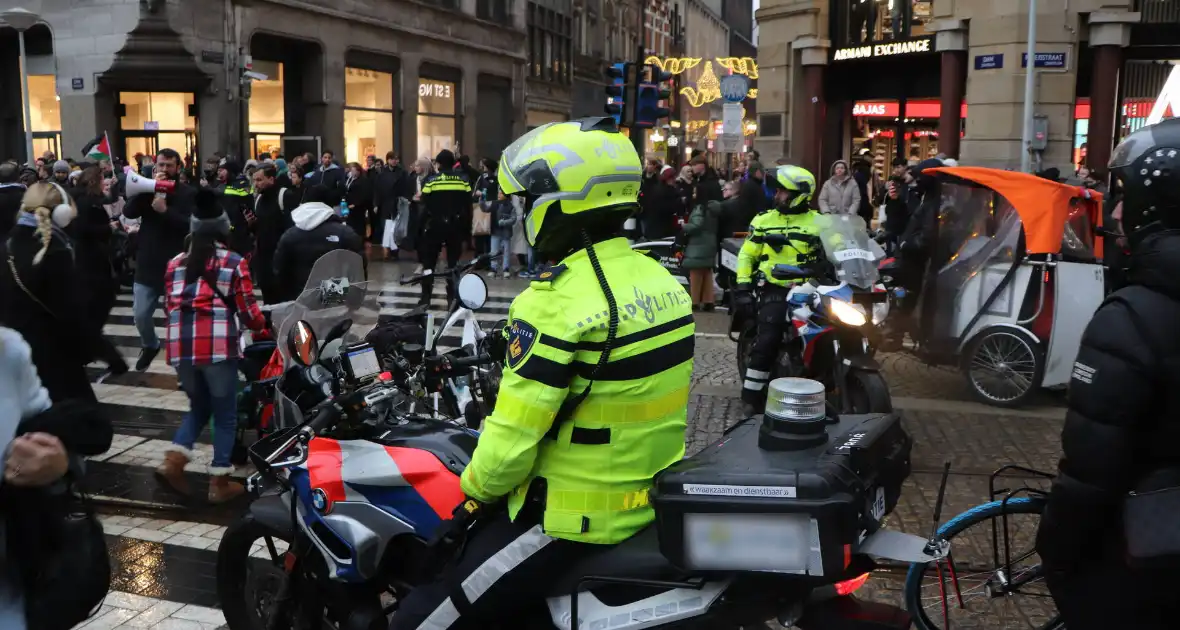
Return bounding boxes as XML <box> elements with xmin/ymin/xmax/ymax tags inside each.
<box><xmin>417</xmin><ymin>149</ymin><xmax>473</xmax><ymax>306</ymax></box>
<box><xmin>733</xmin><ymin>165</ymin><xmax>825</xmax><ymax>415</ymax></box>
<box><xmin>389</xmin><ymin>117</ymin><xmax>695</xmax><ymax>630</ymax></box>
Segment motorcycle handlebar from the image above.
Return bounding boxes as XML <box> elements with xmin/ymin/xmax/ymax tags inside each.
<box><xmin>448</xmin><ymin>353</ymin><xmax>494</xmax><ymax>370</ymax></box>
<box><xmin>400</xmin><ymin>254</ymin><xmax>491</xmax><ymax>286</ymax></box>
<box><xmin>302</xmin><ymin>401</ymin><xmax>341</xmax><ymax>437</ymax></box>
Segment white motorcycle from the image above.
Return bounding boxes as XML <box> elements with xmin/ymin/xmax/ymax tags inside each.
<box><xmin>398</xmin><ymin>254</ymin><xmax>504</xmax><ymax>425</ymax></box>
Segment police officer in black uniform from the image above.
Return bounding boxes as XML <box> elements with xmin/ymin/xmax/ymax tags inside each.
<box><xmin>1036</xmin><ymin>118</ymin><xmax>1180</xmax><ymax>629</ymax></box>
<box><xmin>417</xmin><ymin>149</ymin><xmax>472</xmax><ymax>306</ymax></box>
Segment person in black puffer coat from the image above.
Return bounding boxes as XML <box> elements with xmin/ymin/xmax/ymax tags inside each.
<box><xmin>1035</xmin><ymin>118</ymin><xmax>1180</xmax><ymax>630</ymax></box>
<box><xmin>0</xmin><ymin>161</ymin><xmax>26</xmax><ymax>241</ymax></box>
<box><xmin>271</xmin><ymin>185</ymin><xmax>365</xmax><ymax>301</ymax></box>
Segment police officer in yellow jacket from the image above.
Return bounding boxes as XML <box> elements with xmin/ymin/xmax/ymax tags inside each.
<box><xmin>418</xmin><ymin>149</ymin><xmax>473</xmax><ymax>306</ymax></box>
<box><xmin>390</xmin><ymin>117</ymin><xmax>694</xmax><ymax>630</ymax></box>
<box><xmin>733</xmin><ymin>165</ymin><xmax>824</xmax><ymax>413</ymax></box>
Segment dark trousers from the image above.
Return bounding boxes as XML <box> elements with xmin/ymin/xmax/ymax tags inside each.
<box><xmin>741</xmin><ymin>293</ymin><xmax>791</xmax><ymax>405</ymax></box>
<box><xmin>388</xmin><ymin>511</ymin><xmax>598</xmax><ymax>630</ymax></box>
<box><xmin>417</xmin><ymin>232</ymin><xmax>465</xmax><ymax>305</ymax></box>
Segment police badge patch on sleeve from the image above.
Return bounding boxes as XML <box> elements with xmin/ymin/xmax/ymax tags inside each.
<box><xmin>506</xmin><ymin>319</ymin><xmax>539</xmax><ymax>369</ymax></box>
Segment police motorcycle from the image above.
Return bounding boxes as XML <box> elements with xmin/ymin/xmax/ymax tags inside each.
<box><xmin>218</xmin><ymin>342</ymin><xmax>943</xmax><ymax>630</ymax></box>
<box><xmin>386</xmin><ymin>253</ymin><xmax>504</xmax><ymax>426</ymax></box>
<box><xmin>734</xmin><ymin>215</ymin><xmax>895</xmax><ymax>414</ymax></box>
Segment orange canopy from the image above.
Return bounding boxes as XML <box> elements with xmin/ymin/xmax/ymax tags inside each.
<box><xmin>926</xmin><ymin>166</ymin><xmax>1104</xmax><ymax>255</ymax></box>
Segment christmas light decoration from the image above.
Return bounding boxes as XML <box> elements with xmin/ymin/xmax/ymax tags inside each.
<box><xmin>680</xmin><ymin>61</ymin><xmax>721</xmax><ymax>107</ymax></box>
<box><xmin>645</xmin><ymin>56</ymin><xmax>703</xmax><ymax>74</ymax></box>
<box><xmin>716</xmin><ymin>57</ymin><xmax>758</xmax><ymax>79</ymax></box>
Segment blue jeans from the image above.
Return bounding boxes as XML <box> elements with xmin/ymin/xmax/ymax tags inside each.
<box><xmin>173</xmin><ymin>360</ymin><xmax>239</xmax><ymax>470</ymax></box>
<box><xmin>132</xmin><ymin>282</ymin><xmax>162</xmax><ymax>349</ymax></box>
<box><xmin>490</xmin><ymin>234</ymin><xmax>511</xmax><ymax>272</ymax></box>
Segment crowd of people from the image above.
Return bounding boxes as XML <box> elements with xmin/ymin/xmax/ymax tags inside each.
<box><xmin>1</xmin><ymin>109</ymin><xmax>1177</xmax><ymax>630</ymax></box>
<box><xmin>0</xmin><ymin>144</ymin><xmax>526</xmax><ymax>507</ymax></box>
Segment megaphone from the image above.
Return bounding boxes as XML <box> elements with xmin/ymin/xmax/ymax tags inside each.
<box><xmin>125</xmin><ymin>171</ymin><xmax>175</xmax><ymax>198</ymax></box>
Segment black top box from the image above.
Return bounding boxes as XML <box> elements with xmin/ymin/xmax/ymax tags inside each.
<box><xmin>651</xmin><ymin>412</ymin><xmax>911</xmax><ymax>578</ymax></box>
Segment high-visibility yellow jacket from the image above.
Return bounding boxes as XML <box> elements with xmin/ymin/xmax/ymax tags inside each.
<box><xmin>737</xmin><ymin>210</ymin><xmax>824</xmax><ymax>288</ymax></box>
<box><xmin>461</xmin><ymin>237</ymin><xmax>693</xmax><ymax>544</ymax></box>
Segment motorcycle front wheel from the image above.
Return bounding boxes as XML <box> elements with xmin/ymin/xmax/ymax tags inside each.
<box><xmin>841</xmin><ymin>368</ymin><xmax>893</xmax><ymax>414</ymax></box>
<box><xmin>217</xmin><ymin>513</ymin><xmax>333</xmax><ymax>630</ymax></box>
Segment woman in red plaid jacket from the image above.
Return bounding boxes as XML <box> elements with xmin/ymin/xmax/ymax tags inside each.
<box><xmin>155</xmin><ymin>189</ymin><xmax>267</xmax><ymax>504</ymax></box>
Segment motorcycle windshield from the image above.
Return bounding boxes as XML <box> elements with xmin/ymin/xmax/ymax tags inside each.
<box><xmin>817</xmin><ymin>214</ymin><xmax>885</xmax><ymax>290</ymax></box>
<box><xmin>276</xmin><ymin>250</ymin><xmax>381</xmax><ymax>364</ymax></box>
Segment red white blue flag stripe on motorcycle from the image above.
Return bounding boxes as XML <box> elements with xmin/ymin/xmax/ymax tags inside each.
<box><xmin>304</xmin><ymin>437</ymin><xmax>464</xmax><ymax>523</ymax></box>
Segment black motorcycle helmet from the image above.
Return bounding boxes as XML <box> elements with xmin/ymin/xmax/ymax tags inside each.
<box><xmin>1108</xmin><ymin>117</ymin><xmax>1180</xmax><ymax>246</ymax></box>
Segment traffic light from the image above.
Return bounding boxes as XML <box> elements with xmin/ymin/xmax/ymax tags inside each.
<box><xmin>633</xmin><ymin>64</ymin><xmax>673</xmax><ymax>129</ymax></box>
<box><xmin>604</xmin><ymin>62</ymin><xmax>638</xmax><ymax>127</ymax></box>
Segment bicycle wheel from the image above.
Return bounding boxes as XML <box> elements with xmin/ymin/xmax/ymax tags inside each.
<box><xmin>904</xmin><ymin>496</ymin><xmax>1062</xmax><ymax>630</ymax></box>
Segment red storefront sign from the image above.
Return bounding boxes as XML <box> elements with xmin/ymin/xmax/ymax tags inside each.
<box><xmin>852</xmin><ymin>100</ymin><xmax>968</xmax><ymax>118</ymax></box>
<box><xmin>1073</xmin><ymin>98</ymin><xmax>1159</xmax><ymax>120</ymax></box>
<box><xmin>854</xmin><ymin>98</ymin><xmax>1162</xmax><ymax>121</ymax></box>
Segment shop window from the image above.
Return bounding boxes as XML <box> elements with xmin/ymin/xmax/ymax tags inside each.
<box><xmin>27</xmin><ymin>75</ymin><xmax>60</xmax><ymax>134</ymax></box>
<box><xmin>119</xmin><ymin>92</ymin><xmax>196</xmax><ymax>159</ymax></box>
<box><xmin>418</xmin><ymin>78</ymin><xmax>457</xmax><ymax>160</ymax></box>
<box><xmin>345</xmin><ymin>67</ymin><xmax>395</xmax><ymax>164</ymax></box>
<box><xmin>844</xmin><ymin>0</ymin><xmax>930</xmax><ymax>45</ymax></box>
<box><xmin>249</xmin><ymin>61</ymin><xmax>285</xmax><ymax>159</ymax></box>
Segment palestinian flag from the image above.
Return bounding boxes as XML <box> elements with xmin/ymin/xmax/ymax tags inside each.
<box><xmin>82</xmin><ymin>132</ymin><xmax>112</xmax><ymax>161</ymax></box>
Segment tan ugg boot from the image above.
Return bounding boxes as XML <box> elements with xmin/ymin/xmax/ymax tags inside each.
<box><xmin>154</xmin><ymin>448</ymin><xmax>191</xmax><ymax>495</ymax></box>
<box><xmin>208</xmin><ymin>474</ymin><xmax>246</xmax><ymax>505</ymax></box>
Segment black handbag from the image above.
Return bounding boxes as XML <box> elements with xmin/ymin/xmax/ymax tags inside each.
<box><xmin>5</xmin><ymin>476</ymin><xmax>111</xmax><ymax>630</ymax></box>
<box><xmin>4</xmin><ymin>399</ymin><xmax>112</xmax><ymax>630</ymax></box>
<box><xmin>1124</xmin><ymin>484</ymin><xmax>1180</xmax><ymax>564</ymax></box>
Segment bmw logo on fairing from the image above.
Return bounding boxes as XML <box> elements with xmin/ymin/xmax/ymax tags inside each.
<box><xmin>311</xmin><ymin>488</ymin><xmax>330</xmax><ymax>513</ymax></box>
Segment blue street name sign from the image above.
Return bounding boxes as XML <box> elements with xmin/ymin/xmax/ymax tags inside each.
<box><xmin>974</xmin><ymin>54</ymin><xmax>1003</xmax><ymax>70</ymax></box>
<box><xmin>1021</xmin><ymin>52</ymin><xmax>1068</xmax><ymax>69</ymax></box>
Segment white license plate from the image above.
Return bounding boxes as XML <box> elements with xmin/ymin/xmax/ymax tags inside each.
<box><xmin>720</xmin><ymin>249</ymin><xmax>739</xmax><ymax>272</ymax></box>
<box><xmin>684</xmin><ymin>513</ymin><xmax>812</xmax><ymax>572</ymax></box>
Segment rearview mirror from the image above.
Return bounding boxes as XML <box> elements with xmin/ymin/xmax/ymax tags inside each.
<box><xmin>458</xmin><ymin>273</ymin><xmax>488</xmax><ymax>310</ymax></box>
<box><xmin>286</xmin><ymin>320</ymin><xmax>319</xmax><ymax>367</ymax></box>
<box><xmin>771</xmin><ymin>264</ymin><xmax>810</xmax><ymax>281</ymax></box>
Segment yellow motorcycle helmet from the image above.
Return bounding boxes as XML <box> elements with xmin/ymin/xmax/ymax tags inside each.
<box><xmin>767</xmin><ymin>164</ymin><xmax>817</xmax><ymax>212</ymax></box>
<box><xmin>497</xmin><ymin>117</ymin><xmax>642</xmax><ymax>248</ymax></box>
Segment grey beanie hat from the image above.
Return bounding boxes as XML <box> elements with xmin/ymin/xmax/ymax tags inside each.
<box><xmin>53</xmin><ymin>160</ymin><xmax>70</xmax><ymax>173</ymax></box>
<box><xmin>191</xmin><ymin>189</ymin><xmax>231</xmax><ymax>238</ymax></box>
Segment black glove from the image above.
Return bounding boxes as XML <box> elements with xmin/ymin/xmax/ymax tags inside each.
<box><xmin>733</xmin><ymin>284</ymin><xmax>755</xmax><ymax>316</ymax></box>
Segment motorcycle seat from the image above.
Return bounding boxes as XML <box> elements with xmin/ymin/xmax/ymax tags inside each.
<box><xmin>546</xmin><ymin>526</ymin><xmax>683</xmax><ymax>597</ymax></box>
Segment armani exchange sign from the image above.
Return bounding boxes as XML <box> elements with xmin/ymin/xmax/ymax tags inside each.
<box><xmin>832</xmin><ymin>37</ymin><xmax>934</xmax><ymax>61</ymax></box>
